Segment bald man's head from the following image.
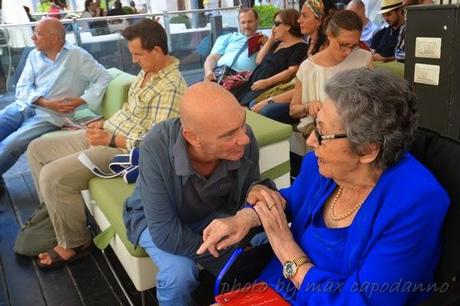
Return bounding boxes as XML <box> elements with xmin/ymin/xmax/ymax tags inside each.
<box><xmin>39</xmin><ymin>18</ymin><xmax>65</xmax><ymax>41</ymax></box>
<box><xmin>32</xmin><ymin>18</ymin><xmax>65</xmax><ymax>52</ymax></box>
<box><xmin>347</xmin><ymin>0</ymin><xmax>366</xmax><ymax>21</ymax></box>
<box><xmin>180</xmin><ymin>82</ymin><xmax>243</xmax><ymax>134</ymax></box>
<box><xmin>180</xmin><ymin>82</ymin><xmax>250</xmax><ymax>162</ymax></box>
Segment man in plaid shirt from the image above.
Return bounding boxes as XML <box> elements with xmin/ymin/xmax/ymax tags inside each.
<box><xmin>26</xmin><ymin>19</ymin><xmax>187</xmax><ymax>268</ymax></box>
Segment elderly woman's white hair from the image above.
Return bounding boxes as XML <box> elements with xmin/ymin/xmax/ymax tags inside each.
<box><xmin>324</xmin><ymin>68</ymin><xmax>418</xmax><ymax>169</ymax></box>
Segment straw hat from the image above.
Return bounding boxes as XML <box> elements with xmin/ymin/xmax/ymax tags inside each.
<box><xmin>380</xmin><ymin>0</ymin><xmax>404</xmax><ymax>14</ymax></box>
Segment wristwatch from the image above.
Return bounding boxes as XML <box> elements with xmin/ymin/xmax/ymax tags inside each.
<box><xmin>109</xmin><ymin>134</ymin><xmax>117</xmax><ymax>148</ymax></box>
<box><xmin>282</xmin><ymin>256</ymin><xmax>309</xmax><ymax>279</ymax></box>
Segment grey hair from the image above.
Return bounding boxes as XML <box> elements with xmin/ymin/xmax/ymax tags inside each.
<box><xmin>324</xmin><ymin>68</ymin><xmax>418</xmax><ymax>169</ymax></box>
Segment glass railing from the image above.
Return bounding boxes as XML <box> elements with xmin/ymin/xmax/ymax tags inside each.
<box><xmin>0</xmin><ymin>7</ymin><xmax>240</xmax><ymax>103</ymax></box>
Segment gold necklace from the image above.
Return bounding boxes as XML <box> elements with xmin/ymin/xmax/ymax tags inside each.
<box><xmin>329</xmin><ymin>186</ymin><xmax>367</xmax><ymax>221</ymax></box>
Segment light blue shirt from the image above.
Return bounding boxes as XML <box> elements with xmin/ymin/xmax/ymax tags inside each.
<box><xmin>15</xmin><ymin>42</ymin><xmax>112</xmax><ymax>126</ymax></box>
<box><xmin>211</xmin><ymin>32</ymin><xmax>257</xmax><ymax>72</ymax></box>
<box><xmin>361</xmin><ymin>20</ymin><xmax>380</xmax><ymax>48</ymax></box>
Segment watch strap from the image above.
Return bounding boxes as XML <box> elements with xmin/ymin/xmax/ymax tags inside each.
<box><xmin>109</xmin><ymin>134</ymin><xmax>116</xmax><ymax>148</ymax></box>
<box><xmin>292</xmin><ymin>255</ymin><xmax>309</xmax><ymax>267</ymax></box>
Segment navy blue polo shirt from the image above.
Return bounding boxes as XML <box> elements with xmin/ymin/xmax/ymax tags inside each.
<box><xmin>371</xmin><ymin>25</ymin><xmax>402</xmax><ymax>58</ymax></box>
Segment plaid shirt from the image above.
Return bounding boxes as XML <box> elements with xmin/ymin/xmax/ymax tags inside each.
<box><xmin>104</xmin><ymin>57</ymin><xmax>186</xmax><ymax>149</ymax></box>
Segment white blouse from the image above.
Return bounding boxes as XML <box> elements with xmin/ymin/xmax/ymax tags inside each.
<box><xmin>296</xmin><ymin>48</ymin><xmax>372</xmax><ymax>132</ymax></box>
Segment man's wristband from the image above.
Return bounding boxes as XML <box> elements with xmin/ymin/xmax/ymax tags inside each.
<box><xmin>109</xmin><ymin>134</ymin><xmax>116</xmax><ymax>148</ymax></box>
<box><xmin>243</xmin><ymin>203</ymin><xmax>255</xmax><ymax>210</ymax></box>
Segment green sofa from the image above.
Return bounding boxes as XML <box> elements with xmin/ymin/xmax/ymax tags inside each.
<box><xmin>373</xmin><ymin>60</ymin><xmax>405</xmax><ymax>79</ymax></box>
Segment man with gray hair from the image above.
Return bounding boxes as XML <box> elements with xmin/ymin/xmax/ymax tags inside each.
<box><xmin>0</xmin><ymin>18</ymin><xmax>111</xmax><ymax>190</ymax></box>
<box><xmin>347</xmin><ymin>0</ymin><xmax>380</xmax><ymax>47</ymax></box>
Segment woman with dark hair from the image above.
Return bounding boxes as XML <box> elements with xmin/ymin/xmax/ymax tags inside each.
<box><xmin>250</xmin><ymin>0</ymin><xmax>336</xmax><ymax>123</ymax></box>
<box><xmin>81</xmin><ymin>0</ymin><xmax>96</xmax><ymax>18</ymax></box>
<box><xmin>290</xmin><ymin>9</ymin><xmax>372</xmax><ymax>135</ymax></box>
<box><xmin>232</xmin><ymin>9</ymin><xmax>308</xmax><ymax>106</ymax></box>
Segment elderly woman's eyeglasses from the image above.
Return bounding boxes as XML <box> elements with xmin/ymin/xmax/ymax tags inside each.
<box><xmin>273</xmin><ymin>20</ymin><xmax>284</xmax><ymax>27</ymax></box>
<box><xmin>336</xmin><ymin>38</ymin><xmax>360</xmax><ymax>52</ymax></box>
<box><xmin>313</xmin><ymin>126</ymin><xmax>347</xmax><ymax>145</ymax></box>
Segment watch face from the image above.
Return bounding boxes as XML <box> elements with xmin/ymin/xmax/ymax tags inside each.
<box><xmin>283</xmin><ymin>261</ymin><xmax>297</xmax><ymax>279</ymax></box>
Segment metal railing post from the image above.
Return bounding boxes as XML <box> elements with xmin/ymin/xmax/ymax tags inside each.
<box><xmin>210</xmin><ymin>15</ymin><xmax>223</xmax><ymax>46</ymax></box>
<box><xmin>71</xmin><ymin>17</ymin><xmax>82</xmax><ymax>47</ymax></box>
<box><xmin>163</xmin><ymin>11</ymin><xmax>172</xmax><ymax>54</ymax></box>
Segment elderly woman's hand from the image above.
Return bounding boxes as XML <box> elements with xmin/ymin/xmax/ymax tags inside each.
<box><xmin>253</xmin><ymin>193</ymin><xmax>313</xmax><ymax>289</ymax></box>
<box><xmin>253</xmin><ymin>191</ymin><xmax>293</xmax><ymax>248</ymax></box>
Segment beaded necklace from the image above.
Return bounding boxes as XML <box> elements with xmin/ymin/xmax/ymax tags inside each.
<box><xmin>329</xmin><ymin>186</ymin><xmax>368</xmax><ymax>221</ymax></box>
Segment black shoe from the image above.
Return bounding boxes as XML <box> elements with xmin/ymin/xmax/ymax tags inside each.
<box><xmin>0</xmin><ymin>176</ymin><xmax>4</xmax><ymax>193</ymax></box>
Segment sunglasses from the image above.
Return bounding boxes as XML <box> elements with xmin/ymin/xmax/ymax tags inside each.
<box><xmin>273</xmin><ymin>20</ymin><xmax>284</xmax><ymax>27</ymax></box>
<box><xmin>313</xmin><ymin>120</ymin><xmax>347</xmax><ymax>145</ymax></box>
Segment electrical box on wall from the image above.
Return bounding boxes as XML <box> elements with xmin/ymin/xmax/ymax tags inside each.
<box><xmin>406</xmin><ymin>4</ymin><xmax>460</xmax><ymax>139</ymax></box>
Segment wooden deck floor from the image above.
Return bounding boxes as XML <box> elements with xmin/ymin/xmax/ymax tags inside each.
<box><xmin>0</xmin><ymin>170</ymin><xmax>159</xmax><ymax>306</ymax></box>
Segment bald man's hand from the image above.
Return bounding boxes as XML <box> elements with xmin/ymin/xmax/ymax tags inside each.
<box><xmin>197</xmin><ymin>213</ymin><xmax>254</xmax><ymax>258</ymax></box>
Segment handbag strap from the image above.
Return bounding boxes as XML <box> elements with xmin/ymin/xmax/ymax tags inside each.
<box><xmin>228</xmin><ymin>38</ymin><xmax>249</xmax><ymax>70</ymax></box>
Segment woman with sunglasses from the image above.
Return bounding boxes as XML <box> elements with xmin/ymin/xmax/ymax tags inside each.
<box><xmin>250</xmin><ymin>0</ymin><xmax>335</xmax><ymax>122</ymax></box>
<box><xmin>232</xmin><ymin>9</ymin><xmax>307</xmax><ymax>107</ymax></box>
<box><xmin>250</xmin><ymin>69</ymin><xmax>448</xmax><ymax>305</ymax></box>
<box><xmin>252</xmin><ymin>9</ymin><xmax>371</xmax><ymax>131</ymax></box>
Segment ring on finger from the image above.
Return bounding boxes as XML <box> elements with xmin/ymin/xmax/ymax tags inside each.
<box><xmin>267</xmin><ymin>203</ymin><xmax>276</xmax><ymax>210</ymax></box>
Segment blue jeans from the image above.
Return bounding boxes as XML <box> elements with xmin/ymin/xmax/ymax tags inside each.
<box><xmin>0</xmin><ymin>103</ymin><xmax>58</xmax><ymax>175</ymax></box>
<box><xmin>248</xmin><ymin>100</ymin><xmax>297</xmax><ymax>124</ymax></box>
<box><xmin>139</xmin><ymin>228</ymin><xmax>200</xmax><ymax>306</ymax></box>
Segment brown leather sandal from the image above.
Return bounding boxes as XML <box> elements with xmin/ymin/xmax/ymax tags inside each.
<box><xmin>35</xmin><ymin>241</ymin><xmax>94</xmax><ymax>269</ymax></box>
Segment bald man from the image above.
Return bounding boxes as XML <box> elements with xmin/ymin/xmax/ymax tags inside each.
<box><xmin>123</xmin><ymin>82</ymin><xmax>284</xmax><ymax>305</ymax></box>
<box><xmin>26</xmin><ymin>20</ymin><xmax>185</xmax><ymax>267</ymax></box>
<box><xmin>0</xmin><ymin>18</ymin><xmax>111</xmax><ymax>185</ymax></box>
<box><xmin>347</xmin><ymin>0</ymin><xmax>380</xmax><ymax>47</ymax></box>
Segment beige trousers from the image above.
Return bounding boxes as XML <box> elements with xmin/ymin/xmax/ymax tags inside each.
<box><xmin>27</xmin><ymin>130</ymin><xmax>123</xmax><ymax>249</ymax></box>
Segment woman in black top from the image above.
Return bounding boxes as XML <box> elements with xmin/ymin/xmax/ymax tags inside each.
<box><xmin>233</xmin><ymin>9</ymin><xmax>308</xmax><ymax>106</ymax></box>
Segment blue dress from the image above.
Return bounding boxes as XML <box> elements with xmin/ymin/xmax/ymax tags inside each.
<box><xmin>258</xmin><ymin>152</ymin><xmax>449</xmax><ymax>305</ymax></box>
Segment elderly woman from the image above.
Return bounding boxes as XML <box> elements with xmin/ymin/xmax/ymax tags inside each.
<box><xmin>232</xmin><ymin>9</ymin><xmax>308</xmax><ymax>106</ymax></box>
<box><xmin>249</xmin><ymin>68</ymin><xmax>448</xmax><ymax>305</ymax></box>
<box><xmin>199</xmin><ymin>68</ymin><xmax>449</xmax><ymax>306</ymax></box>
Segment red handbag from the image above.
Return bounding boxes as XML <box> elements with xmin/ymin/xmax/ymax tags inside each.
<box><xmin>221</xmin><ymin>71</ymin><xmax>252</xmax><ymax>91</ymax></box>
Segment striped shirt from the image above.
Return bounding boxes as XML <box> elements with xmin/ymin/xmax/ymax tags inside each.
<box><xmin>103</xmin><ymin>57</ymin><xmax>186</xmax><ymax>149</ymax></box>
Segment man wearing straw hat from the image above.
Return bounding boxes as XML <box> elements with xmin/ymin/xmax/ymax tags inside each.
<box><xmin>370</xmin><ymin>0</ymin><xmax>405</xmax><ymax>62</ymax></box>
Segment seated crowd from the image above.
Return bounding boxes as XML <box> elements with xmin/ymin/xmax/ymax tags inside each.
<box><xmin>0</xmin><ymin>1</ymin><xmax>450</xmax><ymax>305</ymax></box>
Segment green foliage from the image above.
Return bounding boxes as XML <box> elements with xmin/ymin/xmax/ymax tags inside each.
<box><xmin>38</xmin><ymin>1</ymin><xmax>51</xmax><ymax>13</ymax></box>
<box><xmin>169</xmin><ymin>14</ymin><xmax>191</xmax><ymax>29</ymax></box>
<box><xmin>253</xmin><ymin>5</ymin><xmax>279</xmax><ymax>29</ymax></box>
<box><xmin>122</xmin><ymin>6</ymin><xmax>135</xmax><ymax>14</ymax></box>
